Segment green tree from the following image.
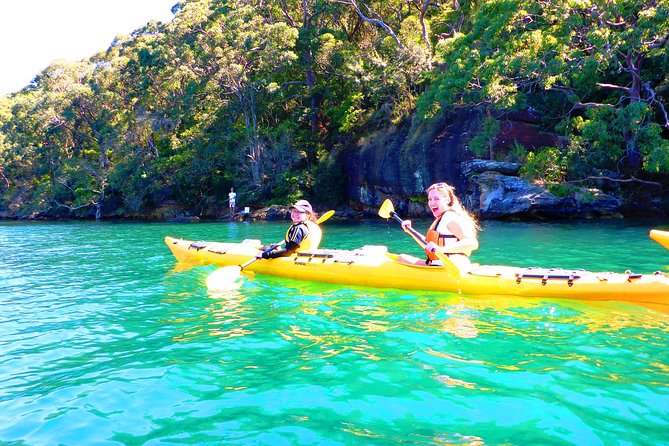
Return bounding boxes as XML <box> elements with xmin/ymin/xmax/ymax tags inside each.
<box><xmin>0</xmin><ymin>97</ymin><xmax>12</xmax><ymax>194</ymax></box>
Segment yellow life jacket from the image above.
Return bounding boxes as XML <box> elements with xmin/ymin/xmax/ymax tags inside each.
<box><xmin>426</xmin><ymin>214</ymin><xmax>459</xmax><ymax>261</ymax></box>
<box><xmin>285</xmin><ymin>220</ymin><xmax>322</xmax><ymax>252</ymax></box>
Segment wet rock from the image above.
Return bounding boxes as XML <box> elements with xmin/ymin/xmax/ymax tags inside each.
<box><xmin>249</xmin><ymin>204</ymin><xmax>291</xmax><ymax>221</ymax></box>
<box><xmin>467</xmin><ymin>171</ymin><xmax>622</xmax><ymax>219</ymax></box>
<box><xmin>461</xmin><ymin>159</ymin><xmax>521</xmax><ymax>176</ymax></box>
<box><xmin>471</xmin><ymin>171</ymin><xmax>561</xmax><ymax>218</ymax></box>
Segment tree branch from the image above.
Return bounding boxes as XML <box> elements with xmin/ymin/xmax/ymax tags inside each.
<box><xmin>596</xmin><ymin>82</ymin><xmax>630</xmax><ymax>93</ymax></box>
<box><xmin>647</xmin><ymin>30</ymin><xmax>669</xmax><ymax>49</ymax></box>
<box><xmin>572</xmin><ymin>102</ymin><xmax>616</xmax><ymax>110</ymax></box>
<box><xmin>0</xmin><ymin>168</ymin><xmax>9</xmax><ymax>190</ymax></box>
<box><xmin>555</xmin><ymin>175</ymin><xmax>662</xmax><ymax>188</ymax></box>
<box><xmin>643</xmin><ymin>81</ymin><xmax>669</xmax><ymax>129</ymax></box>
<box><xmin>581</xmin><ymin>175</ymin><xmax>663</xmax><ymax>187</ymax></box>
<box><xmin>343</xmin><ymin>0</ymin><xmax>406</xmax><ymax>50</ymax></box>
<box><xmin>278</xmin><ymin>0</ymin><xmax>297</xmax><ymax>27</ymax></box>
<box><xmin>54</xmin><ymin>199</ymin><xmax>98</xmax><ymax>211</ymax></box>
<box><xmin>420</xmin><ymin>0</ymin><xmax>431</xmax><ymax>49</ymax></box>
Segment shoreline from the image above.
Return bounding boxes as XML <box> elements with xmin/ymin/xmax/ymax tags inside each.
<box><xmin>2</xmin><ymin>212</ymin><xmax>667</xmax><ymax>225</ymax></box>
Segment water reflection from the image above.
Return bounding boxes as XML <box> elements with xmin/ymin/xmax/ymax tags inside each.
<box><xmin>207</xmin><ymin>289</ymin><xmax>256</xmax><ymax>340</ymax></box>
<box><xmin>278</xmin><ymin>325</ymin><xmax>353</xmax><ymax>361</ymax></box>
<box><xmin>169</xmin><ymin>262</ymin><xmax>199</xmax><ymax>273</ymax></box>
<box><xmin>353</xmin><ymin>304</ymin><xmax>392</xmax><ymax>333</ymax></box>
<box><xmin>440</xmin><ymin>318</ymin><xmax>479</xmax><ymax>338</ymax></box>
<box><xmin>165</xmin><ymin>259</ymin><xmax>669</xmax><ymax>445</ymax></box>
<box><xmin>434</xmin><ymin>374</ymin><xmax>477</xmax><ymax>389</ymax></box>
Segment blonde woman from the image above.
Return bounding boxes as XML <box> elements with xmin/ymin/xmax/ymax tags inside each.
<box><xmin>400</xmin><ymin>182</ymin><xmax>479</xmax><ymax>269</ymax></box>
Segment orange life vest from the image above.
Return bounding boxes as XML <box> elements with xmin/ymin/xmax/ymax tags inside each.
<box><xmin>425</xmin><ymin>214</ymin><xmax>459</xmax><ymax>261</ymax></box>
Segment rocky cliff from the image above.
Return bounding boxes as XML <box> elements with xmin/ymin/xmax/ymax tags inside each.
<box><xmin>341</xmin><ymin>109</ymin><xmax>668</xmax><ymax>219</ymax></box>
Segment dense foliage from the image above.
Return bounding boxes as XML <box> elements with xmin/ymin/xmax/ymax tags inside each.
<box><xmin>1</xmin><ymin>0</ymin><xmax>668</xmax><ymax>219</ymax></box>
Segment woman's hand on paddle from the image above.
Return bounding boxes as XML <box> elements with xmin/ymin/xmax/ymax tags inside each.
<box><xmin>255</xmin><ymin>250</ymin><xmax>266</xmax><ymax>259</ymax></box>
<box><xmin>424</xmin><ymin>241</ymin><xmax>438</xmax><ymax>254</ymax></box>
<box><xmin>401</xmin><ymin>219</ymin><xmax>412</xmax><ymax>231</ymax></box>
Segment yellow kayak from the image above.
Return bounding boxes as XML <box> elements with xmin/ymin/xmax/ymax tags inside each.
<box><xmin>650</xmin><ymin>229</ymin><xmax>669</xmax><ymax>250</ymax></box>
<box><xmin>165</xmin><ymin>236</ymin><xmax>669</xmax><ymax>305</ymax></box>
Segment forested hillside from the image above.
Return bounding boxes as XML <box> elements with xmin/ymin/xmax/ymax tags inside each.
<box><xmin>1</xmin><ymin>0</ymin><xmax>668</xmax><ymax>219</ymax></box>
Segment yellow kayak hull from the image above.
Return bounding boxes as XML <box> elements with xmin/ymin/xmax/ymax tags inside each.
<box><xmin>165</xmin><ymin>236</ymin><xmax>669</xmax><ymax>305</ymax></box>
<box><xmin>650</xmin><ymin>229</ymin><xmax>669</xmax><ymax>250</ymax></box>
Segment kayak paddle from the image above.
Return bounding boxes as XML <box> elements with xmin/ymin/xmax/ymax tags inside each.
<box><xmin>206</xmin><ymin>209</ymin><xmax>335</xmax><ymax>291</ymax></box>
<box><xmin>649</xmin><ymin>229</ymin><xmax>669</xmax><ymax>250</ymax></box>
<box><xmin>378</xmin><ymin>199</ymin><xmax>461</xmax><ymax>278</ymax></box>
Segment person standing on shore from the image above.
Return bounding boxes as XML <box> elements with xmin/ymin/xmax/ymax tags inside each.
<box><xmin>228</xmin><ymin>187</ymin><xmax>237</xmax><ymax>215</ymax></box>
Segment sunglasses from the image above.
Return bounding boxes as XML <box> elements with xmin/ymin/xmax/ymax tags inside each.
<box><xmin>428</xmin><ymin>182</ymin><xmax>452</xmax><ymax>190</ymax></box>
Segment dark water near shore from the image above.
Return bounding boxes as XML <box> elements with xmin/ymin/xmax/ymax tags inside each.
<box><xmin>1</xmin><ymin>219</ymin><xmax>668</xmax><ymax>445</ymax></box>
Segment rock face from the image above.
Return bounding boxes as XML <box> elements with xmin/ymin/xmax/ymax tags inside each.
<box><xmin>340</xmin><ymin>110</ymin><xmax>649</xmax><ymax>219</ymax></box>
<box><xmin>470</xmin><ymin>171</ymin><xmax>560</xmax><ymax>218</ymax></box>
<box><xmin>495</xmin><ymin>109</ymin><xmax>566</xmax><ymax>150</ymax></box>
<box><xmin>467</xmin><ymin>170</ymin><xmax>622</xmax><ymax>219</ymax></box>
<box><xmin>342</xmin><ymin>110</ymin><xmax>481</xmax><ymax>217</ymax></box>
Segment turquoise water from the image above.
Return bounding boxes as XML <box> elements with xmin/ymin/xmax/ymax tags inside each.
<box><xmin>1</xmin><ymin>219</ymin><xmax>668</xmax><ymax>445</ymax></box>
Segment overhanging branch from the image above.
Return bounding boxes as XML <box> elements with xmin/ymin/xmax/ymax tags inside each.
<box><xmin>341</xmin><ymin>0</ymin><xmax>407</xmax><ymax>50</ymax></box>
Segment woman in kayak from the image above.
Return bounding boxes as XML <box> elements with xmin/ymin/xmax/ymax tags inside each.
<box><xmin>400</xmin><ymin>182</ymin><xmax>479</xmax><ymax>269</ymax></box>
<box><xmin>256</xmin><ymin>199</ymin><xmax>322</xmax><ymax>259</ymax></box>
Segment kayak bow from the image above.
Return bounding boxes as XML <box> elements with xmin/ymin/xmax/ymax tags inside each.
<box><xmin>650</xmin><ymin>229</ymin><xmax>669</xmax><ymax>250</ymax></box>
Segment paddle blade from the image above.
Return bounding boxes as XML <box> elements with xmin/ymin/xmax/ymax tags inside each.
<box><xmin>317</xmin><ymin>209</ymin><xmax>335</xmax><ymax>224</ymax></box>
<box><xmin>378</xmin><ymin>199</ymin><xmax>395</xmax><ymax>219</ymax></box>
<box><xmin>206</xmin><ymin>266</ymin><xmax>243</xmax><ymax>291</ymax></box>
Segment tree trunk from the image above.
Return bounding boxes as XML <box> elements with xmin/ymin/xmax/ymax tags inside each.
<box><xmin>238</xmin><ymin>86</ymin><xmax>262</xmax><ymax>185</ymax></box>
<box><xmin>623</xmin><ymin>52</ymin><xmax>644</xmax><ymax>171</ymax></box>
<box><xmin>623</xmin><ymin>131</ymin><xmax>642</xmax><ymax>173</ymax></box>
<box><xmin>0</xmin><ymin>168</ymin><xmax>9</xmax><ymax>190</ymax></box>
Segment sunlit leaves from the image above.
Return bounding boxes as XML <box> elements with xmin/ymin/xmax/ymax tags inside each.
<box><xmin>642</xmin><ymin>125</ymin><xmax>669</xmax><ymax>173</ymax></box>
<box><xmin>417</xmin><ymin>0</ymin><xmax>669</xmax><ymax>174</ymax></box>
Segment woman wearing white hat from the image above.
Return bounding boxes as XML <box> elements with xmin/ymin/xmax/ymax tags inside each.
<box><xmin>256</xmin><ymin>199</ymin><xmax>322</xmax><ymax>259</ymax></box>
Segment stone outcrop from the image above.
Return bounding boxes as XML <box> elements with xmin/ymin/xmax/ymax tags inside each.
<box><xmin>461</xmin><ymin>159</ymin><xmax>521</xmax><ymax>177</ymax></box>
<box><xmin>466</xmin><ymin>169</ymin><xmax>622</xmax><ymax>219</ymax></box>
<box><xmin>248</xmin><ymin>204</ymin><xmax>291</xmax><ymax>221</ymax></box>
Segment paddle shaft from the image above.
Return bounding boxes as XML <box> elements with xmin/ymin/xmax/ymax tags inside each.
<box><xmin>239</xmin><ymin>241</ymin><xmax>283</xmax><ymax>270</ymax></box>
<box><xmin>378</xmin><ymin>199</ymin><xmax>461</xmax><ymax>279</ymax></box>
<box><xmin>389</xmin><ymin>211</ymin><xmax>428</xmax><ymax>246</ymax></box>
